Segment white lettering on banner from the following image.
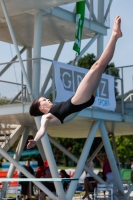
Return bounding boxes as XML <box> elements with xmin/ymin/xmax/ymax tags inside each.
<box><xmin>77</xmin><ymin>74</ymin><xmax>83</xmax><ymax>85</ymax></box>
<box><xmin>100</xmin><ymin>80</ymin><xmax>107</xmax><ymax>97</ymax></box>
<box><xmin>62</xmin><ymin>72</ymin><xmax>71</xmax><ymax>89</ymax></box>
<box><xmin>53</xmin><ymin>61</ymin><xmax>116</xmax><ymax>111</ymax></box>
<box><xmin>60</xmin><ymin>67</ymin><xmax>85</xmax><ymax>92</ymax></box>
<box><xmin>98</xmin><ymin>98</ymin><xmax>110</xmax><ymax>106</ymax></box>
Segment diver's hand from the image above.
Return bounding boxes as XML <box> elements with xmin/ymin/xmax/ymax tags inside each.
<box><xmin>27</xmin><ymin>140</ymin><xmax>36</xmax><ymax>149</ymax></box>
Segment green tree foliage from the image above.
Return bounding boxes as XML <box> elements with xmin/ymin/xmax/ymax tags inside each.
<box><xmin>0</xmin><ymin>98</ymin><xmax>10</xmax><ymax>105</ymax></box>
<box><xmin>52</xmin><ymin>138</ymin><xmax>86</xmax><ymax>166</ymax></box>
<box><xmin>77</xmin><ymin>53</ymin><xmax>96</xmax><ymax>69</ymax></box>
<box><xmin>115</xmin><ymin>135</ymin><xmax>133</xmax><ymax>167</ymax></box>
<box><xmin>52</xmin><ymin>137</ymin><xmax>103</xmax><ymax>167</ymax></box>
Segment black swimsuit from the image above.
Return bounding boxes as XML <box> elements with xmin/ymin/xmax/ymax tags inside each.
<box><xmin>48</xmin><ymin>95</ymin><xmax>95</xmax><ymax>124</ymax></box>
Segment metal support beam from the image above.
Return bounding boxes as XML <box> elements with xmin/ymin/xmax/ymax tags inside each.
<box><xmin>32</xmin><ymin>128</ymin><xmax>46</xmax><ymax>161</ymax></box>
<box><xmin>26</xmin><ymin>47</ymin><xmax>32</xmax><ymax>102</ymax></box>
<box><xmin>97</xmin><ymin>34</ymin><xmax>104</xmax><ymax>59</ymax></box>
<box><xmin>44</xmin><ymin>86</ymin><xmax>52</xmax><ymax>98</ymax></box>
<box><xmin>40</xmin><ymin>41</ymin><xmax>65</xmax><ymax>96</ymax></box>
<box><xmin>87</xmin><ymin>132</ymin><xmax>112</xmax><ymax>165</ymax></box>
<box><xmin>0</xmin><ymin>0</ymin><xmax>33</xmax><ymax>101</ymax></box>
<box><xmin>49</xmin><ymin>135</ymin><xmax>105</xmax><ymax>184</ymax></box>
<box><xmin>87</xmin><ymin>141</ymin><xmax>103</xmax><ymax>164</ymax></box>
<box><xmin>0</xmin><ymin>123</ymin><xmax>10</xmax><ymax>142</ymax></box>
<box><xmin>0</xmin><ymin>125</ymin><xmax>25</xmax><ymax>160</ymax></box>
<box><xmin>126</xmin><ymin>184</ymin><xmax>133</xmax><ymax>199</ymax></box>
<box><xmin>66</xmin><ymin>121</ymin><xmax>101</xmax><ymax>200</ymax></box>
<box><xmin>86</xmin><ymin>0</ymin><xmax>97</xmax><ymax>22</ymax></box>
<box><xmin>100</xmin><ymin>121</ymin><xmax>125</xmax><ymax>197</ymax></box>
<box><xmin>111</xmin><ymin>131</ymin><xmax>121</xmax><ymax>172</ymax></box>
<box><xmin>97</xmin><ymin>0</ymin><xmax>104</xmax><ymax>59</ymax></box>
<box><xmin>2</xmin><ymin>127</ymin><xmax>30</xmax><ymax>195</ymax></box>
<box><xmin>44</xmin><ymin>7</ymin><xmax>107</xmax><ymax>35</ymax></box>
<box><xmin>0</xmin><ymin>47</ymin><xmax>26</xmax><ymax>76</ymax></box>
<box><xmin>89</xmin><ymin>0</ymin><xmax>93</xmax><ymax>20</ymax></box>
<box><xmin>31</xmin><ymin>10</ymin><xmax>46</xmax><ymax>164</ymax></box>
<box><xmin>75</xmin><ymin>34</ymin><xmax>100</xmax><ymax>64</ymax></box>
<box><xmin>121</xmin><ymin>68</ymin><xmax>125</xmax><ymax>117</ymax></box>
<box><xmin>9</xmin><ymin>86</ymin><xmax>26</xmax><ymax>104</ymax></box>
<box><xmin>104</xmin><ymin>0</ymin><xmax>113</xmax><ymax>22</ymax></box>
<box><xmin>41</xmin><ymin>134</ymin><xmax>66</xmax><ymax>200</ymax></box>
<box><xmin>0</xmin><ymin>148</ymin><xmax>58</xmax><ymax>200</ymax></box>
<box><xmin>32</xmin><ymin>11</ymin><xmax>42</xmax><ymax>99</ymax></box>
<box><xmin>40</xmin><ymin>66</ymin><xmax>52</xmax><ymax>96</ymax></box>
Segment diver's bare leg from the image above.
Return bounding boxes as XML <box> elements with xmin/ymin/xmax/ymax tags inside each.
<box><xmin>72</xmin><ymin>16</ymin><xmax>122</xmax><ymax>105</ymax></box>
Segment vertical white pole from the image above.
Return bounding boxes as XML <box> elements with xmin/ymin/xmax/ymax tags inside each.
<box><xmin>121</xmin><ymin>68</ymin><xmax>125</xmax><ymax>117</ymax></box>
<box><xmin>41</xmin><ymin>134</ymin><xmax>66</xmax><ymax>200</ymax></box>
<box><xmin>97</xmin><ymin>0</ymin><xmax>104</xmax><ymax>59</ymax></box>
<box><xmin>26</xmin><ymin>47</ymin><xmax>32</xmax><ymax>102</ymax></box>
<box><xmin>32</xmin><ymin>11</ymin><xmax>42</xmax><ymax>99</ymax></box>
<box><xmin>21</xmin><ymin>72</ymin><xmax>23</xmax><ymax>103</ymax></box>
<box><xmin>32</xmin><ymin>128</ymin><xmax>46</xmax><ymax>161</ymax></box>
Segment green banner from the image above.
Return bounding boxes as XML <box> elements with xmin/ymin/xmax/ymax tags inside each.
<box><xmin>73</xmin><ymin>1</ymin><xmax>85</xmax><ymax>55</ymax></box>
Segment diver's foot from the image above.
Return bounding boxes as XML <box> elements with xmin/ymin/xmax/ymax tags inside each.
<box><xmin>112</xmin><ymin>15</ymin><xmax>122</xmax><ymax>39</ymax></box>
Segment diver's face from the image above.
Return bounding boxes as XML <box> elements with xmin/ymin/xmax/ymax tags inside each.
<box><xmin>38</xmin><ymin>97</ymin><xmax>53</xmax><ymax>113</ymax></box>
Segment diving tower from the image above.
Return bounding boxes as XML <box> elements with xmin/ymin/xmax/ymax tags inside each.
<box><xmin>0</xmin><ymin>0</ymin><xmax>133</xmax><ymax>199</ymax></box>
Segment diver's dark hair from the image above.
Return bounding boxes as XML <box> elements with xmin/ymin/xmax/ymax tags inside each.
<box><xmin>29</xmin><ymin>98</ymin><xmax>44</xmax><ymax>117</ymax></box>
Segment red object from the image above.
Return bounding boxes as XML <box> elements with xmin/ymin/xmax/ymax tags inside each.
<box><xmin>36</xmin><ymin>166</ymin><xmax>46</xmax><ymax>178</ymax></box>
<box><xmin>44</xmin><ymin>160</ymin><xmax>49</xmax><ymax>167</ymax></box>
<box><xmin>0</xmin><ymin>171</ymin><xmax>18</xmax><ymax>187</ymax></box>
<box><xmin>103</xmin><ymin>159</ymin><xmax>112</xmax><ymax>175</ymax></box>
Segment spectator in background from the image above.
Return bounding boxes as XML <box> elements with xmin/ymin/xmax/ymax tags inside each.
<box><xmin>39</xmin><ymin>160</ymin><xmax>56</xmax><ymax>200</ymax></box>
<box><xmin>131</xmin><ymin>161</ymin><xmax>133</xmax><ymax>170</ymax></box>
<box><xmin>82</xmin><ymin>171</ymin><xmax>106</xmax><ymax>200</ymax></box>
<box><xmin>44</xmin><ymin>160</ymin><xmax>49</xmax><ymax>170</ymax></box>
<box><xmin>19</xmin><ymin>160</ymin><xmax>34</xmax><ymax>200</ymax></box>
<box><xmin>130</xmin><ymin>162</ymin><xmax>133</xmax><ymax>183</ymax></box>
<box><xmin>96</xmin><ymin>153</ymin><xmax>118</xmax><ymax>200</ymax></box>
<box><xmin>85</xmin><ymin>161</ymin><xmax>94</xmax><ymax>182</ymax></box>
<box><xmin>35</xmin><ymin>158</ymin><xmax>46</xmax><ymax>199</ymax></box>
<box><xmin>82</xmin><ymin>161</ymin><xmax>94</xmax><ymax>200</ymax></box>
<box><xmin>59</xmin><ymin>169</ymin><xmax>70</xmax><ymax>191</ymax></box>
<box><xmin>36</xmin><ymin>158</ymin><xmax>46</xmax><ymax>178</ymax></box>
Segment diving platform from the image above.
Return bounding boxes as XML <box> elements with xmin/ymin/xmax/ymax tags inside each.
<box><xmin>0</xmin><ymin>0</ymin><xmax>107</xmax><ymax>47</ymax></box>
<box><xmin>0</xmin><ymin>102</ymin><xmax>133</xmax><ymax>138</ymax></box>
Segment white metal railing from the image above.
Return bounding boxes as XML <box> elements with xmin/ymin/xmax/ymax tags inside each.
<box><xmin>124</xmin><ymin>93</ymin><xmax>133</xmax><ymax>101</ymax></box>
<box><xmin>0</xmin><ymin>80</ymin><xmax>26</xmax><ymax>104</ymax></box>
<box><xmin>0</xmin><ymin>58</ymin><xmax>133</xmax><ymax>115</ymax></box>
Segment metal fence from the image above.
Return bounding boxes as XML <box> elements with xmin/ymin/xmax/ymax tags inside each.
<box><xmin>0</xmin><ymin>80</ymin><xmax>26</xmax><ymax>104</ymax></box>
<box><xmin>0</xmin><ymin>58</ymin><xmax>52</xmax><ymax>105</ymax></box>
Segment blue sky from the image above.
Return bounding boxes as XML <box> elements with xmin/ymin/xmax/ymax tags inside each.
<box><xmin>0</xmin><ymin>0</ymin><xmax>133</xmax><ymax>96</ymax></box>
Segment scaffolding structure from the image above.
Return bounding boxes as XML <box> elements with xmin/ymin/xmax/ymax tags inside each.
<box><xmin>0</xmin><ymin>0</ymin><xmax>133</xmax><ymax>199</ymax></box>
